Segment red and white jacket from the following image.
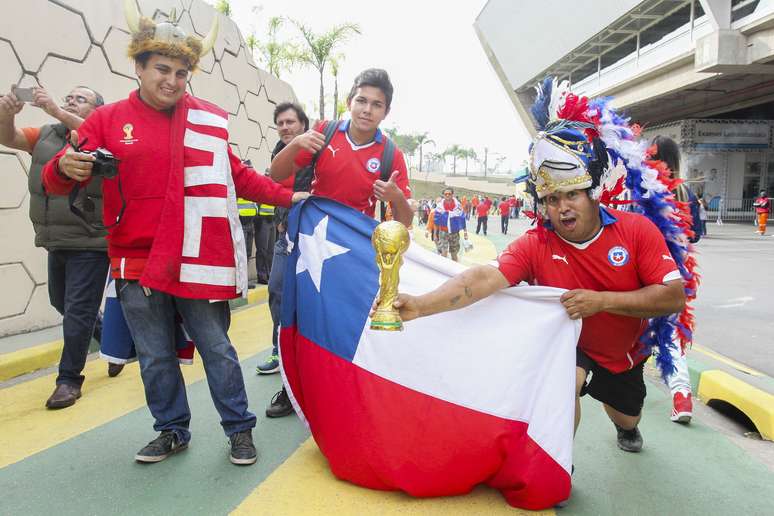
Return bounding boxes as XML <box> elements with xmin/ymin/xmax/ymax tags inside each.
<box><xmin>43</xmin><ymin>90</ymin><xmax>292</xmax><ymax>300</ymax></box>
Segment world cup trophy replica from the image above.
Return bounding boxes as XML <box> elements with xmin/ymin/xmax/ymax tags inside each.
<box><xmin>370</xmin><ymin>221</ymin><xmax>410</xmax><ymax>331</ymax></box>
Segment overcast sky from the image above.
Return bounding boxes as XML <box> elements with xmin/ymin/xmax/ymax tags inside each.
<box><xmin>224</xmin><ymin>0</ymin><xmax>531</xmax><ymax>173</ymax></box>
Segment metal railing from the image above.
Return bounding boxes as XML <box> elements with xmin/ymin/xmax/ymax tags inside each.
<box><xmin>705</xmin><ymin>197</ymin><xmax>767</xmax><ymax>222</ymax></box>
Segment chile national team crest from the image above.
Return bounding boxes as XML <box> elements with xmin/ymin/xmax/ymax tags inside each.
<box><xmin>366</xmin><ymin>157</ymin><xmax>381</xmax><ymax>173</ymax></box>
<box><xmin>607</xmin><ymin>246</ymin><xmax>629</xmax><ymax>267</ymax></box>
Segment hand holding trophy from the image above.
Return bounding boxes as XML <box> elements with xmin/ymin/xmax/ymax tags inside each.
<box><xmin>370</xmin><ymin>221</ymin><xmax>410</xmax><ymax>331</ymax></box>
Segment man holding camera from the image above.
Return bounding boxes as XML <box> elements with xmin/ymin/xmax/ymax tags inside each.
<box><xmin>0</xmin><ymin>84</ymin><xmax>110</xmax><ymax>409</ymax></box>
<box><xmin>42</xmin><ymin>9</ymin><xmax>306</xmax><ymax>466</ymax></box>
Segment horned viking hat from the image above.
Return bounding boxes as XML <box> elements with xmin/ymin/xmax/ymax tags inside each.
<box><xmin>123</xmin><ymin>0</ymin><xmax>219</xmax><ymax>71</ymax></box>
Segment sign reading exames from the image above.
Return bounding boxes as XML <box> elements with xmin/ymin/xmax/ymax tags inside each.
<box><xmin>689</xmin><ymin>120</ymin><xmax>771</xmax><ymax>151</ymax></box>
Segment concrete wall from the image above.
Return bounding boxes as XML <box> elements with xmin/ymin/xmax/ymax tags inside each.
<box><xmin>0</xmin><ymin>0</ymin><xmax>297</xmax><ymax>337</ymax></box>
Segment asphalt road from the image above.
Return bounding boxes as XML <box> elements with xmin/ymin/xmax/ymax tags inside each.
<box><xmin>691</xmin><ymin>222</ymin><xmax>774</xmax><ymax>377</ymax></box>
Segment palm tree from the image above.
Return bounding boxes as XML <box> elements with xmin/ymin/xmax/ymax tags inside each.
<box><xmin>214</xmin><ymin>0</ymin><xmax>231</xmax><ymax>16</ymax></box>
<box><xmin>292</xmin><ymin>20</ymin><xmax>361</xmax><ymax>120</ymax></box>
<box><xmin>329</xmin><ymin>53</ymin><xmax>344</xmax><ymax>120</ymax></box>
<box><xmin>246</xmin><ymin>16</ymin><xmax>299</xmax><ymax>79</ymax></box>
<box><xmin>444</xmin><ymin>144</ymin><xmax>463</xmax><ymax>175</ymax></box>
<box><xmin>463</xmin><ymin>148</ymin><xmax>477</xmax><ymax>176</ymax></box>
<box><xmin>415</xmin><ymin>132</ymin><xmax>434</xmax><ymax>172</ymax></box>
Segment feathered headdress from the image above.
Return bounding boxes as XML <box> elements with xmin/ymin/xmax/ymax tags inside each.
<box><xmin>123</xmin><ymin>0</ymin><xmax>219</xmax><ymax>71</ymax></box>
<box><xmin>528</xmin><ymin>77</ymin><xmax>699</xmax><ymax>378</ymax></box>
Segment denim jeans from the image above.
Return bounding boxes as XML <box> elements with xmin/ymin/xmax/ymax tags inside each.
<box><xmin>267</xmin><ymin>234</ymin><xmax>289</xmax><ymax>355</ymax></box>
<box><xmin>117</xmin><ymin>280</ymin><xmax>256</xmax><ymax>443</ymax></box>
<box><xmin>48</xmin><ymin>250</ymin><xmax>109</xmax><ymax>387</ymax></box>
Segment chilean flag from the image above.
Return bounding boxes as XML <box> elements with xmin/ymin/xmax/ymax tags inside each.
<box><xmin>279</xmin><ymin>197</ymin><xmax>580</xmax><ymax>510</ymax></box>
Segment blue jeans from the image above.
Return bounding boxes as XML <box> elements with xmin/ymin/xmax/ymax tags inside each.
<box><xmin>268</xmin><ymin>234</ymin><xmax>289</xmax><ymax>355</ymax></box>
<box><xmin>48</xmin><ymin>250</ymin><xmax>109</xmax><ymax>387</ymax></box>
<box><xmin>117</xmin><ymin>280</ymin><xmax>256</xmax><ymax>443</ymax></box>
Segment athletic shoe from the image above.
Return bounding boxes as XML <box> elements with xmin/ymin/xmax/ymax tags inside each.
<box><xmin>135</xmin><ymin>431</ymin><xmax>188</xmax><ymax>463</ymax></box>
<box><xmin>229</xmin><ymin>430</ymin><xmax>257</xmax><ymax>465</ymax></box>
<box><xmin>266</xmin><ymin>387</ymin><xmax>294</xmax><ymax>418</ymax></box>
<box><xmin>671</xmin><ymin>391</ymin><xmax>693</xmax><ymax>424</ymax></box>
<box><xmin>256</xmin><ymin>355</ymin><xmax>280</xmax><ymax>375</ymax></box>
<box><xmin>614</xmin><ymin>424</ymin><xmax>643</xmax><ymax>452</ymax></box>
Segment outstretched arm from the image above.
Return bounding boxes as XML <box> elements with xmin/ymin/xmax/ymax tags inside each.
<box><xmin>391</xmin><ymin>264</ymin><xmax>511</xmax><ymax>321</ymax></box>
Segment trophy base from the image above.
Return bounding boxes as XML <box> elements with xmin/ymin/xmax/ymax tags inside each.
<box><xmin>370</xmin><ymin>311</ymin><xmax>403</xmax><ymax>331</ymax></box>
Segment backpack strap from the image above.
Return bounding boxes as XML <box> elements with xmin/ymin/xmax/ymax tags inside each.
<box><xmin>378</xmin><ymin>136</ymin><xmax>397</xmax><ymax>221</ymax></box>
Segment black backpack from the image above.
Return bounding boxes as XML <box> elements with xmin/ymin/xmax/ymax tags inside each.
<box><xmin>305</xmin><ymin>120</ymin><xmax>397</xmax><ymax>221</ymax></box>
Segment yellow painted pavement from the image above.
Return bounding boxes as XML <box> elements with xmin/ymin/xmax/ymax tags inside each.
<box><xmin>0</xmin><ymin>305</ymin><xmax>272</xmax><ymax>468</ymax></box>
<box><xmin>232</xmin><ymin>439</ymin><xmax>552</xmax><ymax>516</ymax></box>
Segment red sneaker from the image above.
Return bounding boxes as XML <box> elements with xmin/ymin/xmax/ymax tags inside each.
<box><xmin>671</xmin><ymin>391</ymin><xmax>692</xmax><ymax>424</ymax></box>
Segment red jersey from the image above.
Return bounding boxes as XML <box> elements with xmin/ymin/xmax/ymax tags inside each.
<box><xmin>295</xmin><ymin>120</ymin><xmax>410</xmax><ymax>217</ymax></box>
<box><xmin>499</xmin><ymin>202</ymin><xmax>511</xmax><ymax>216</ymax></box>
<box><xmin>497</xmin><ymin>208</ymin><xmax>681</xmax><ymax>373</ymax></box>
<box><xmin>754</xmin><ymin>196</ymin><xmax>770</xmax><ymax>214</ymax></box>
<box><xmin>476</xmin><ymin>202</ymin><xmax>490</xmax><ymax>217</ymax></box>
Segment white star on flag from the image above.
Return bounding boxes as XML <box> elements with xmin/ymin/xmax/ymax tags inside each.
<box><xmin>296</xmin><ymin>215</ymin><xmax>350</xmax><ymax>292</ymax></box>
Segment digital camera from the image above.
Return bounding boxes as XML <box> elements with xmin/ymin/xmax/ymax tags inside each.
<box><xmin>87</xmin><ymin>148</ymin><xmax>119</xmax><ymax>178</ymax></box>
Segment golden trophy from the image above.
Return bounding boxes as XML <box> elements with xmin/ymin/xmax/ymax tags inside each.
<box><xmin>370</xmin><ymin>220</ymin><xmax>410</xmax><ymax>331</ymax></box>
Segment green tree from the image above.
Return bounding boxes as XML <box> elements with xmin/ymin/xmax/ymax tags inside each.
<box><xmin>214</xmin><ymin>0</ymin><xmax>231</xmax><ymax>16</ymax></box>
<box><xmin>444</xmin><ymin>144</ymin><xmax>463</xmax><ymax>175</ymax></box>
<box><xmin>415</xmin><ymin>132</ymin><xmax>434</xmax><ymax>172</ymax></box>
<box><xmin>463</xmin><ymin>148</ymin><xmax>477</xmax><ymax>176</ymax></box>
<box><xmin>293</xmin><ymin>20</ymin><xmax>361</xmax><ymax>120</ymax></box>
<box><xmin>330</xmin><ymin>53</ymin><xmax>345</xmax><ymax>120</ymax></box>
<box><xmin>247</xmin><ymin>16</ymin><xmax>300</xmax><ymax>79</ymax></box>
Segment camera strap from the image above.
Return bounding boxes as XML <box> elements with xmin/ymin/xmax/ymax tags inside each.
<box><xmin>68</xmin><ymin>174</ymin><xmax>125</xmax><ymax>231</ymax></box>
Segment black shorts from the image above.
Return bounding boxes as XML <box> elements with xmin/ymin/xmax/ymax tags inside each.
<box><xmin>577</xmin><ymin>349</ymin><xmax>646</xmax><ymax>417</ymax></box>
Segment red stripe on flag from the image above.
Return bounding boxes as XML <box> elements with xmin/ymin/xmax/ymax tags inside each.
<box><xmin>280</xmin><ymin>326</ymin><xmax>570</xmax><ymax>510</ymax></box>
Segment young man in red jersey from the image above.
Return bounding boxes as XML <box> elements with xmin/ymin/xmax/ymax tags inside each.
<box><xmin>380</xmin><ymin>127</ymin><xmax>686</xmax><ymax>456</ymax></box>
<box><xmin>270</xmin><ymin>68</ymin><xmax>412</xmax><ymax>227</ymax></box>
<box><xmin>266</xmin><ymin>68</ymin><xmax>412</xmax><ymax>416</ymax></box>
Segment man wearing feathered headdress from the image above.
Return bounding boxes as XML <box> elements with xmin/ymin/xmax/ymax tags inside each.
<box><xmin>380</xmin><ymin>78</ymin><xmax>694</xmax><ymax>460</ymax></box>
<box><xmin>41</xmin><ymin>0</ymin><xmax>308</xmax><ymax>466</ymax></box>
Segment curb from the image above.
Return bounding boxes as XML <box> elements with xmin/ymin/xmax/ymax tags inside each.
<box><xmin>685</xmin><ymin>348</ymin><xmax>774</xmax><ymax>440</ymax></box>
<box><xmin>697</xmin><ymin>369</ymin><xmax>774</xmax><ymax>440</ymax></box>
<box><xmin>0</xmin><ymin>285</ymin><xmax>269</xmax><ymax>382</ymax></box>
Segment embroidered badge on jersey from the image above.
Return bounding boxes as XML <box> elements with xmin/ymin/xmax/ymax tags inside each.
<box><xmin>366</xmin><ymin>157</ymin><xmax>381</xmax><ymax>173</ymax></box>
<box><xmin>607</xmin><ymin>246</ymin><xmax>629</xmax><ymax>267</ymax></box>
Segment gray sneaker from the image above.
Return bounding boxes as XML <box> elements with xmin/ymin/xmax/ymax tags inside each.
<box><xmin>135</xmin><ymin>431</ymin><xmax>188</xmax><ymax>463</ymax></box>
<box><xmin>615</xmin><ymin>424</ymin><xmax>643</xmax><ymax>452</ymax></box>
<box><xmin>229</xmin><ymin>429</ymin><xmax>257</xmax><ymax>465</ymax></box>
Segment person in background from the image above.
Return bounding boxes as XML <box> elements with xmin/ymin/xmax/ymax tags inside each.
<box><xmin>499</xmin><ymin>196</ymin><xmax>510</xmax><ymax>234</ymax></box>
<box><xmin>753</xmin><ymin>189</ymin><xmax>770</xmax><ymax>236</ymax></box>
<box><xmin>0</xmin><ymin>84</ymin><xmax>112</xmax><ymax>408</ymax></box>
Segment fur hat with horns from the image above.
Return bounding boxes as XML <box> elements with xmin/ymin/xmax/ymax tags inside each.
<box><xmin>123</xmin><ymin>0</ymin><xmax>218</xmax><ymax>71</ymax></box>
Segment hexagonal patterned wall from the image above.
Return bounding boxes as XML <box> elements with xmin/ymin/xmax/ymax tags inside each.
<box><xmin>0</xmin><ymin>0</ymin><xmax>297</xmax><ymax>337</ymax></box>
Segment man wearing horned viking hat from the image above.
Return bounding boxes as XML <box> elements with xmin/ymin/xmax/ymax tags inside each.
<box><xmin>42</xmin><ymin>1</ymin><xmax>308</xmax><ymax>466</ymax></box>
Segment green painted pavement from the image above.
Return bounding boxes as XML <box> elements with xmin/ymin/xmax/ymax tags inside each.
<box><xmin>567</xmin><ymin>377</ymin><xmax>774</xmax><ymax>515</ymax></box>
<box><xmin>0</xmin><ymin>351</ymin><xmax>310</xmax><ymax>516</ymax></box>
